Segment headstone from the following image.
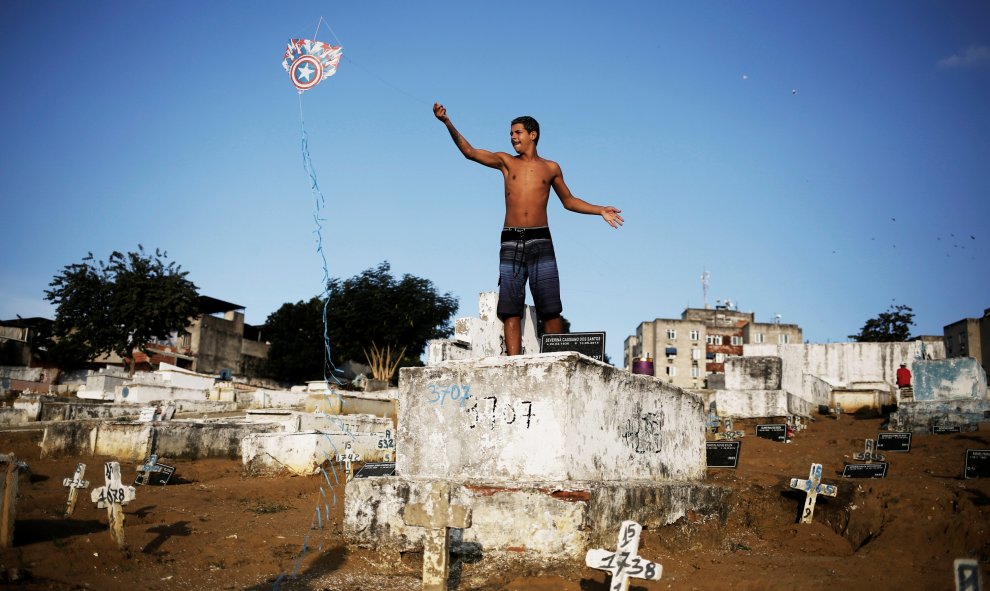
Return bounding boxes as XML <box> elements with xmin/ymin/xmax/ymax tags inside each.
<box><xmin>934</xmin><ymin>425</ymin><xmax>962</xmax><ymax>435</ymax></box>
<box><xmin>842</xmin><ymin>462</ymin><xmax>889</xmax><ymax>479</ymax></box>
<box><xmin>964</xmin><ymin>449</ymin><xmax>990</xmax><ymax>479</ymax></box>
<box><xmin>136</xmin><ymin>407</ymin><xmax>157</xmax><ymax>423</ymax></box>
<box><xmin>335</xmin><ymin>442</ymin><xmax>362</xmax><ymax>483</ymax></box>
<box><xmin>789</xmin><ymin>463</ymin><xmax>838</xmax><ymax>524</ymax></box>
<box><xmin>0</xmin><ymin>454</ymin><xmax>28</xmax><ymax>549</ymax></box>
<box><xmin>135</xmin><ymin>455</ymin><xmax>175</xmax><ymax>486</ymax></box>
<box><xmin>159</xmin><ymin>403</ymin><xmax>176</xmax><ymax>421</ymax></box>
<box><xmin>853</xmin><ymin>439</ymin><xmax>886</xmax><ymax>463</ymax></box>
<box><xmin>585</xmin><ymin>520</ymin><xmax>663</xmax><ymax>590</ymax></box>
<box><xmin>756</xmin><ymin>424</ymin><xmax>787</xmax><ymax>443</ymax></box>
<box><xmin>954</xmin><ymin>558</ymin><xmax>983</xmax><ymax>591</ymax></box>
<box><xmin>540</xmin><ymin>332</ymin><xmax>606</xmax><ymax>362</ymax></box>
<box><xmin>402</xmin><ymin>481</ymin><xmax>472</xmax><ymax>591</ymax></box>
<box><xmin>62</xmin><ymin>463</ymin><xmax>89</xmax><ymax>517</ymax></box>
<box><xmin>706</xmin><ymin>441</ymin><xmax>740</xmax><ymax>468</ymax></box>
<box><xmin>876</xmin><ymin>432</ymin><xmax>912</xmax><ymax>452</ymax></box>
<box><xmin>90</xmin><ymin>461</ymin><xmax>137</xmax><ymax>550</ymax></box>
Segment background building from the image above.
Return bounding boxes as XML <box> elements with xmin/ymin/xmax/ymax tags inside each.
<box><xmin>624</xmin><ymin>302</ymin><xmax>803</xmax><ymax>389</ymax></box>
<box><xmin>943</xmin><ymin>308</ymin><xmax>989</xmax><ymax>377</ymax></box>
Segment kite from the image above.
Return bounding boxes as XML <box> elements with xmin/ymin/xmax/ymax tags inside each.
<box><xmin>283</xmin><ymin>39</ymin><xmax>343</xmax><ymax>93</ymax></box>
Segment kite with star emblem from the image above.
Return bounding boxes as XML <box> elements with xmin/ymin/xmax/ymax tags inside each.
<box><xmin>283</xmin><ymin>39</ymin><xmax>343</xmax><ymax>93</ymax></box>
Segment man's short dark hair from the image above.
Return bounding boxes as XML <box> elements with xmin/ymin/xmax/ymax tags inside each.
<box><xmin>511</xmin><ymin>116</ymin><xmax>540</xmax><ymax>145</ymax></box>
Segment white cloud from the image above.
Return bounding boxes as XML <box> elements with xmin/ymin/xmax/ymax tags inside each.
<box><xmin>937</xmin><ymin>44</ymin><xmax>990</xmax><ymax>69</ymax></box>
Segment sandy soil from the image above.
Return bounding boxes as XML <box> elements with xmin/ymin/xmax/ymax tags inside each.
<box><xmin>1</xmin><ymin>414</ymin><xmax>988</xmax><ymax>590</ymax></box>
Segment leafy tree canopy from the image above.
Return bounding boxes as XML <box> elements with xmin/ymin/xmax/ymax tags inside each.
<box><xmin>264</xmin><ymin>262</ymin><xmax>458</xmax><ymax>384</ymax></box>
<box><xmin>44</xmin><ymin>246</ymin><xmax>200</xmax><ymax>372</ymax></box>
<box><xmin>848</xmin><ymin>304</ymin><xmax>915</xmax><ymax>342</ymax></box>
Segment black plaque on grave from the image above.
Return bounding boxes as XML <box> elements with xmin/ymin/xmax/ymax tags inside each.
<box><xmin>706</xmin><ymin>441</ymin><xmax>741</xmax><ymax>468</ymax></box>
<box><xmin>964</xmin><ymin>449</ymin><xmax>990</xmax><ymax>479</ymax></box>
<box><xmin>933</xmin><ymin>425</ymin><xmax>961</xmax><ymax>435</ymax></box>
<box><xmin>755</xmin><ymin>424</ymin><xmax>787</xmax><ymax>442</ymax></box>
<box><xmin>876</xmin><ymin>432</ymin><xmax>912</xmax><ymax>452</ymax></box>
<box><xmin>842</xmin><ymin>462</ymin><xmax>889</xmax><ymax>478</ymax></box>
<box><xmin>540</xmin><ymin>332</ymin><xmax>606</xmax><ymax>362</ymax></box>
<box><xmin>354</xmin><ymin>462</ymin><xmax>396</xmax><ymax>478</ymax></box>
<box><xmin>135</xmin><ymin>463</ymin><xmax>175</xmax><ymax>486</ymax></box>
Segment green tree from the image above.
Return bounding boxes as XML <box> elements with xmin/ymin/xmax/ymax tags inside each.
<box><xmin>848</xmin><ymin>304</ymin><xmax>915</xmax><ymax>342</ymax></box>
<box><xmin>264</xmin><ymin>262</ymin><xmax>458</xmax><ymax>384</ymax></box>
<box><xmin>44</xmin><ymin>246</ymin><xmax>200</xmax><ymax>373</ymax></box>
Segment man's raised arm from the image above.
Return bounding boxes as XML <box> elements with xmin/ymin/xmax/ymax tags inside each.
<box><xmin>433</xmin><ymin>103</ymin><xmax>504</xmax><ymax>169</ymax></box>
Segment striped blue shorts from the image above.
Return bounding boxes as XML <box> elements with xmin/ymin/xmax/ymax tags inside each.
<box><xmin>497</xmin><ymin>226</ymin><xmax>562</xmax><ymax>320</ymax></box>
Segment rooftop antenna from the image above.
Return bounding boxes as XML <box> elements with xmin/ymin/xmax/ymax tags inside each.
<box><xmin>701</xmin><ymin>269</ymin><xmax>710</xmax><ymax>309</ymax></box>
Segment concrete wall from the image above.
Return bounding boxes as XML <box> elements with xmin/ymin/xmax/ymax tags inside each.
<box><xmin>724</xmin><ymin>357</ymin><xmax>782</xmax><ymax>390</ymax></box>
<box><xmin>713</xmin><ymin>390</ymin><xmax>788</xmax><ymax>418</ymax></box>
<box><xmin>744</xmin><ymin>341</ymin><xmax>945</xmax><ymax>403</ymax></box>
<box><xmin>397</xmin><ymin>352</ymin><xmax>706</xmax><ymax>482</ymax></box>
<box><xmin>242</xmin><ymin>430</ymin><xmax>394</xmax><ymax>475</ymax></box>
<box><xmin>913</xmin><ymin>357</ymin><xmax>988</xmax><ymax>401</ymax></box>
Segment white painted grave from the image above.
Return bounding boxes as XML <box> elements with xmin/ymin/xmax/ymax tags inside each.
<box><xmin>90</xmin><ymin>461</ymin><xmax>137</xmax><ymax>549</ymax></box>
<box><xmin>402</xmin><ymin>481</ymin><xmax>472</xmax><ymax>591</ymax></box>
<box><xmin>335</xmin><ymin>442</ymin><xmax>361</xmax><ymax>483</ymax></box>
<box><xmin>62</xmin><ymin>463</ymin><xmax>89</xmax><ymax>517</ymax></box>
<box><xmin>585</xmin><ymin>520</ymin><xmax>662</xmax><ymax>590</ymax></box>
<box><xmin>789</xmin><ymin>463</ymin><xmax>837</xmax><ymax>524</ymax></box>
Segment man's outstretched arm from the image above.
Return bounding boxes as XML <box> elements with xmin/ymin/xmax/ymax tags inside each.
<box><xmin>550</xmin><ymin>163</ymin><xmax>624</xmax><ymax>229</ymax></box>
<box><xmin>434</xmin><ymin>103</ymin><xmax>505</xmax><ymax>170</ymax></box>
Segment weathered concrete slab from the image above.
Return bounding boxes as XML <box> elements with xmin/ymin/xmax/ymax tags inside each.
<box><xmin>913</xmin><ymin>358</ymin><xmax>988</xmax><ymax>401</ymax></box>
<box><xmin>344</xmin><ymin>477</ymin><xmax>729</xmax><ymax>559</ymax></box>
<box><xmin>41</xmin><ymin>420</ymin><xmax>282</xmax><ymax>460</ymax></box>
<box><xmin>398</xmin><ymin>352</ymin><xmax>706</xmax><ymax>482</ymax></box>
<box><xmin>714</xmin><ymin>389</ymin><xmax>789</xmax><ymax>418</ymax></box>
<box><xmin>242</xmin><ymin>430</ymin><xmax>394</xmax><ymax>475</ymax></box>
<box><xmin>725</xmin><ymin>357</ymin><xmax>782</xmax><ymax>390</ymax></box>
<box><xmin>0</xmin><ymin>408</ymin><xmax>29</xmax><ymax>427</ymax></box>
<box><xmin>831</xmin><ymin>387</ymin><xmax>894</xmax><ymax>414</ymax></box>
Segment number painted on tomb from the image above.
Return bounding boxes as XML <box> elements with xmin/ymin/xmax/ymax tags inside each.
<box><xmin>426</xmin><ymin>383</ymin><xmax>473</xmax><ymax>407</ymax></box>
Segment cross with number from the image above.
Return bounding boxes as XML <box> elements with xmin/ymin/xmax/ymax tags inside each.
<box><xmin>402</xmin><ymin>481</ymin><xmax>472</xmax><ymax>591</ymax></box>
<box><xmin>586</xmin><ymin>520</ymin><xmax>663</xmax><ymax>591</ymax></box>
<box><xmin>335</xmin><ymin>442</ymin><xmax>361</xmax><ymax>482</ymax></box>
<box><xmin>789</xmin><ymin>463</ymin><xmax>837</xmax><ymax>524</ymax></box>
<box><xmin>90</xmin><ymin>461</ymin><xmax>137</xmax><ymax>550</ymax></box>
<box><xmin>854</xmin><ymin>439</ymin><xmax>885</xmax><ymax>463</ymax></box>
<box><xmin>136</xmin><ymin>454</ymin><xmax>163</xmax><ymax>485</ymax></box>
<box><xmin>62</xmin><ymin>463</ymin><xmax>89</xmax><ymax>517</ymax></box>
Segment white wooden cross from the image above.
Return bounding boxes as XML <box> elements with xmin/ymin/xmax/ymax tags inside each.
<box><xmin>853</xmin><ymin>439</ymin><xmax>886</xmax><ymax>463</ymax></box>
<box><xmin>335</xmin><ymin>442</ymin><xmax>361</xmax><ymax>482</ymax></box>
<box><xmin>402</xmin><ymin>481</ymin><xmax>472</xmax><ymax>591</ymax></box>
<box><xmin>789</xmin><ymin>463</ymin><xmax>838</xmax><ymax>524</ymax></box>
<box><xmin>586</xmin><ymin>520</ymin><xmax>663</xmax><ymax>591</ymax></box>
<box><xmin>62</xmin><ymin>463</ymin><xmax>89</xmax><ymax>517</ymax></box>
<box><xmin>90</xmin><ymin>461</ymin><xmax>137</xmax><ymax>549</ymax></box>
<box><xmin>135</xmin><ymin>454</ymin><xmax>164</xmax><ymax>485</ymax></box>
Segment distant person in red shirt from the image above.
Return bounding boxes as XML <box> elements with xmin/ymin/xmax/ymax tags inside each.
<box><xmin>896</xmin><ymin>363</ymin><xmax>912</xmax><ymax>388</ymax></box>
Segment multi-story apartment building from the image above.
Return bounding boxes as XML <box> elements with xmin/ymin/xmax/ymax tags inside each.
<box><xmin>624</xmin><ymin>303</ymin><xmax>803</xmax><ymax>389</ymax></box>
<box><xmin>943</xmin><ymin>308</ymin><xmax>989</xmax><ymax>377</ymax></box>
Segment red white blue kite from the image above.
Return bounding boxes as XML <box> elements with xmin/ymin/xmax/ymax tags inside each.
<box><xmin>283</xmin><ymin>39</ymin><xmax>343</xmax><ymax>93</ymax></box>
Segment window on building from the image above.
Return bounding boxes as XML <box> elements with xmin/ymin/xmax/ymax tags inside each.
<box><xmin>778</xmin><ymin>334</ymin><xmax>790</xmax><ymax>344</ymax></box>
<box><xmin>731</xmin><ymin>336</ymin><xmax>743</xmax><ymax>346</ymax></box>
<box><xmin>666</xmin><ymin>366</ymin><xmax>677</xmax><ymax>377</ymax></box>
<box><xmin>691</xmin><ymin>366</ymin><xmax>700</xmax><ymax>378</ymax></box>
<box><xmin>689</xmin><ymin>330</ymin><xmax>700</xmax><ymax>341</ymax></box>
<box><xmin>714</xmin><ymin>335</ymin><xmax>723</xmax><ymax>345</ymax></box>
<box><xmin>667</xmin><ymin>329</ymin><xmax>677</xmax><ymax>339</ymax></box>
<box><xmin>691</xmin><ymin>348</ymin><xmax>701</xmax><ymax>360</ymax></box>
<box><xmin>755</xmin><ymin>332</ymin><xmax>764</xmax><ymax>344</ymax></box>
<box><xmin>715</xmin><ymin>353</ymin><xmax>726</xmax><ymax>363</ymax></box>
<box><xmin>665</xmin><ymin>347</ymin><xmax>677</xmax><ymax>357</ymax></box>
<box><xmin>178</xmin><ymin>332</ymin><xmax>191</xmax><ymax>349</ymax></box>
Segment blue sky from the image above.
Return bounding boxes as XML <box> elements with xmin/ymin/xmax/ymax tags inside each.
<box><xmin>1</xmin><ymin>1</ymin><xmax>988</xmax><ymax>365</ymax></box>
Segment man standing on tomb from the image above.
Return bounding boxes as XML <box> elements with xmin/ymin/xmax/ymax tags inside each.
<box><xmin>896</xmin><ymin>363</ymin><xmax>912</xmax><ymax>389</ymax></box>
<box><xmin>433</xmin><ymin>103</ymin><xmax>623</xmax><ymax>355</ymax></box>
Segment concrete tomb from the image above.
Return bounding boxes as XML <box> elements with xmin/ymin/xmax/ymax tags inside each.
<box><xmin>0</xmin><ymin>454</ymin><xmax>28</xmax><ymax>549</ymax></box>
<box><xmin>789</xmin><ymin>463</ymin><xmax>838</xmax><ymax>524</ymax></box>
<box><xmin>427</xmin><ymin>292</ymin><xmax>540</xmax><ymax>363</ymax></box>
<box><xmin>585</xmin><ymin>520</ymin><xmax>663</xmax><ymax>590</ymax></box>
<box><xmin>889</xmin><ymin>358</ymin><xmax>990</xmax><ymax>433</ymax></box>
<box><xmin>711</xmin><ymin>356</ymin><xmax>814</xmax><ymax>419</ymax></box>
<box><xmin>344</xmin><ymin>352</ymin><xmax>729</xmax><ymax>573</ymax></box>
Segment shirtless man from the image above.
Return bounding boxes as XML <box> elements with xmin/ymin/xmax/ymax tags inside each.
<box><xmin>433</xmin><ymin>102</ymin><xmax>623</xmax><ymax>355</ymax></box>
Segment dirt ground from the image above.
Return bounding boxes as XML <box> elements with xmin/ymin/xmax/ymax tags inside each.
<box><xmin>1</xmin><ymin>413</ymin><xmax>988</xmax><ymax>591</ymax></box>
